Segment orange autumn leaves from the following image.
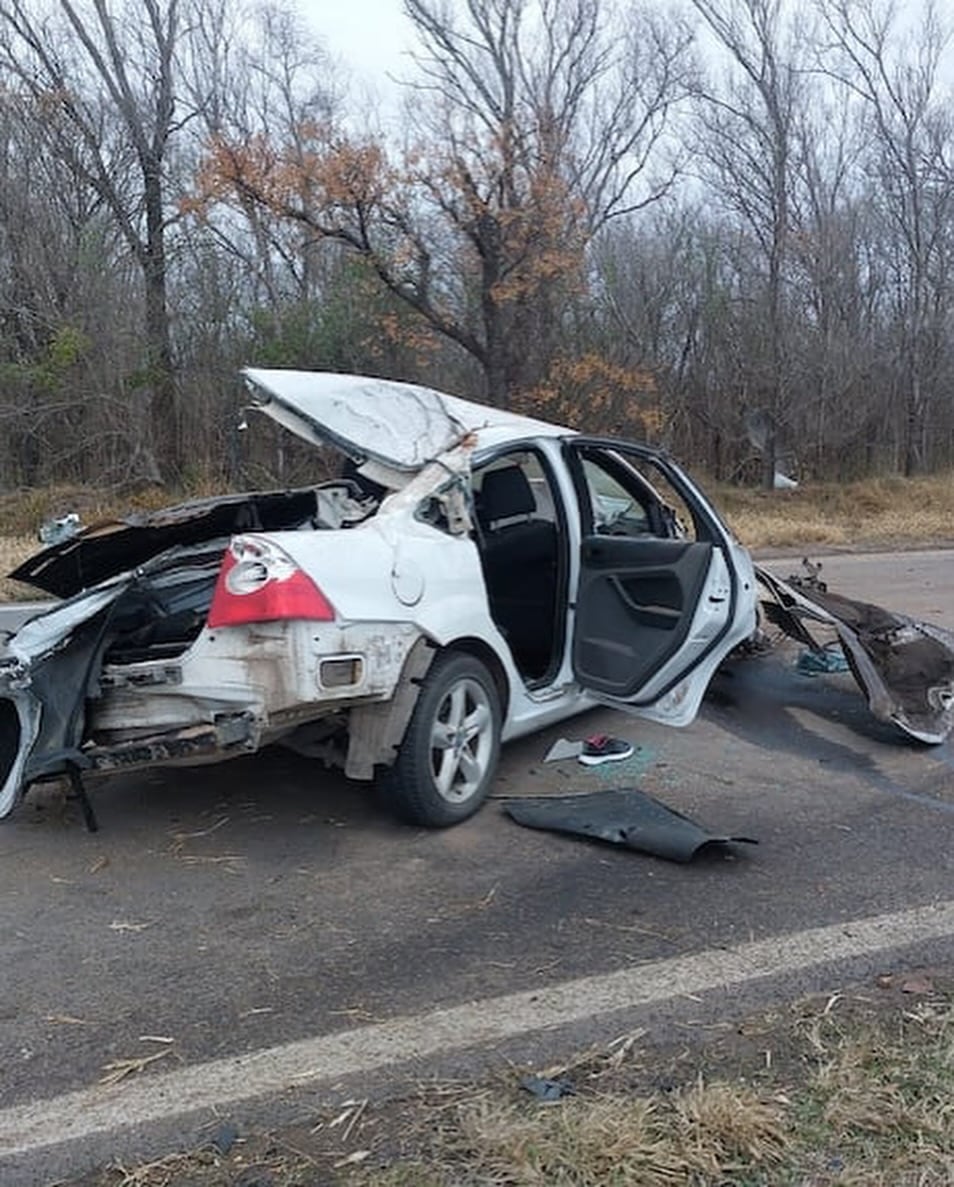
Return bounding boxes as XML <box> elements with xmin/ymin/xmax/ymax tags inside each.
<box><xmin>190</xmin><ymin>123</ymin><xmax>654</xmax><ymax>430</ymax></box>
<box><xmin>188</xmin><ymin>129</ymin><xmax>391</xmax><ymax>221</ymax></box>
<box><xmin>517</xmin><ymin>355</ymin><xmax>663</xmax><ymax>438</ymax></box>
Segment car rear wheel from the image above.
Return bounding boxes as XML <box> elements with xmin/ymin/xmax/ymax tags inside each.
<box><xmin>379</xmin><ymin>651</ymin><xmax>502</xmax><ymax>827</ymax></box>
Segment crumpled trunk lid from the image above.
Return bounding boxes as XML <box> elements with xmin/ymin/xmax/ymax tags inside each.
<box><xmin>241</xmin><ymin>369</ymin><xmax>564</xmax><ymax>474</ymax></box>
<box><xmin>9</xmin><ymin>488</ymin><xmax>323</xmax><ymax>598</ymax></box>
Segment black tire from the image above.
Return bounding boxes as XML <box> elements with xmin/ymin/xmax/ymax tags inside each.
<box><xmin>378</xmin><ymin>651</ymin><xmax>502</xmax><ymax>827</ymax></box>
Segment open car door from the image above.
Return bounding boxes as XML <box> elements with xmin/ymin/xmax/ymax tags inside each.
<box><xmin>565</xmin><ymin>439</ymin><xmax>757</xmax><ymax>726</ymax></box>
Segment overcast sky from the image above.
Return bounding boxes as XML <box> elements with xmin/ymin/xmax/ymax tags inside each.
<box><xmin>297</xmin><ymin>1</ymin><xmax>954</xmax><ymax>114</ymax></box>
<box><xmin>300</xmin><ymin>1</ymin><xmax>414</xmax><ymax>93</ymax></box>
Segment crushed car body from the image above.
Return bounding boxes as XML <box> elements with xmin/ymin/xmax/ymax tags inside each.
<box><xmin>2</xmin><ymin>367</ymin><xmax>761</xmax><ymax>826</ymax></box>
<box><xmin>756</xmin><ymin>565</ymin><xmax>954</xmax><ymax>744</ymax></box>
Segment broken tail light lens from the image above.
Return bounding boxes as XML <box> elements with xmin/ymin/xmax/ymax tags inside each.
<box><xmin>207</xmin><ymin>536</ymin><xmax>335</xmax><ymax>627</ymax></box>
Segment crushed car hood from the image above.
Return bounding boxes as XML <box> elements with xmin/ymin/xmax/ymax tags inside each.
<box><xmin>756</xmin><ymin>565</ymin><xmax>954</xmax><ymax>744</ymax></box>
<box><xmin>242</xmin><ymin>368</ymin><xmax>560</xmax><ymax>471</ymax></box>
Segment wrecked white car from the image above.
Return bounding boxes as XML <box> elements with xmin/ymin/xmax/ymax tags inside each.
<box><xmin>3</xmin><ymin>371</ymin><xmax>951</xmax><ymax>830</ymax></box>
<box><xmin>0</xmin><ymin>370</ymin><xmax>760</xmax><ymax>827</ymax></box>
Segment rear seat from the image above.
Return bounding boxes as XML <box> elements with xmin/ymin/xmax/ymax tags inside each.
<box><xmin>476</xmin><ymin>466</ymin><xmax>558</xmax><ymax>678</ymax></box>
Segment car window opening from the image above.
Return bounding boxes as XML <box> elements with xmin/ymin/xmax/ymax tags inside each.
<box><xmin>575</xmin><ymin>446</ymin><xmax>694</xmax><ymax>542</ymax></box>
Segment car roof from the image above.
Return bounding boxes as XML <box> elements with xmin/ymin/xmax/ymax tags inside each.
<box><xmin>242</xmin><ymin>369</ymin><xmax>569</xmax><ymax>471</ymax></box>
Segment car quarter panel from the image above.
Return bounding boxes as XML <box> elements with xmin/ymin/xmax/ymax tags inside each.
<box><xmin>91</xmin><ymin>618</ymin><xmax>424</xmax><ymax>738</ymax></box>
<box><xmin>271</xmin><ymin>482</ymin><xmax>589</xmax><ymax>741</ymax></box>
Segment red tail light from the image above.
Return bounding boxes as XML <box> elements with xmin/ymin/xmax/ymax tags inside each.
<box><xmin>208</xmin><ymin>536</ymin><xmax>335</xmax><ymax>627</ymax></box>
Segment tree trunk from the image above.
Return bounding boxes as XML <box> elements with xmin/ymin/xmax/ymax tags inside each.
<box><xmin>143</xmin><ymin>160</ymin><xmax>180</xmax><ymax>480</ymax></box>
<box><xmin>903</xmin><ymin>370</ymin><xmax>922</xmax><ymax>477</ymax></box>
<box><xmin>480</xmin><ymin>217</ymin><xmax>509</xmax><ymax>409</ymax></box>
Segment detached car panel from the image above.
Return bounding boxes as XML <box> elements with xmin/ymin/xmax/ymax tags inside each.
<box><xmin>756</xmin><ymin>565</ymin><xmax>954</xmax><ymax>744</ymax></box>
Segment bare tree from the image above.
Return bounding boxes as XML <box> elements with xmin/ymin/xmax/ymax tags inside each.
<box><xmin>689</xmin><ymin>0</ymin><xmax>809</xmax><ymax>486</ymax></box>
<box><xmin>0</xmin><ymin>75</ymin><xmax>146</xmax><ymax>487</ymax></box>
<box><xmin>0</xmin><ymin>0</ymin><xmax>192</xmax><ymax>481</ymax></box>
<box><xmin>593</xmin><ymin>208</ymin><xmax>740</xmax><ymax>473</ymax></box>
<box><xmin>816</xmin><ymin>0</ymin><xmax>954</xmax><ymax>474</ymax></box>
<box><xmin>787</xmin><ymin>90</ymin><xmax>884</xmax><ymax>476</ymax></box>
<box><xmin>197</xmin><ymin>0</ymin><xmax>694</xmax><ymax>407</ymax></box>
<box><xmin>182</xmin><ymin>0</ymin><xmax>338</xmax><ymax>314</ymax></box>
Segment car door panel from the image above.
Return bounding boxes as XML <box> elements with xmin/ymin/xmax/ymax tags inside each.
<box><xmin>565</xmin><ymin>436</ymin><xmax>747</xmax><ymax>712</ymax></box>
<box><xmin>573</xmin><ymin>536</ymin><xmax>715</xmax><ymax>696</ymax></box>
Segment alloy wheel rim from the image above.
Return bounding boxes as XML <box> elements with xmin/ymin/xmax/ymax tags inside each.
<box><xmin>428</xmin><ymin>676</ymin><xmax>495</xmax><ymax>803</ymax></box>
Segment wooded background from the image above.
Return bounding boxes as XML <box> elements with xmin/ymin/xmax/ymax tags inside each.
<box><xmin>1</xmin><ymin>0</ymin><xmax>952</xmax><ymax>493</ymax></box>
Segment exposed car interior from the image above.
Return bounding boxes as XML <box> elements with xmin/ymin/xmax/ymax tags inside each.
<box><xmin>471</xmin><ymin>444</ymin><xmax>706</xmax><ymax>688</ymax></box>
<box><xmin>11</xmin><ymin>483</ymin><xmax>378</xmax><ymax>600</ymax></box>
<box><xmin>12</xmin><ymin>481</ymin><xmax>383</xmax><ymax>674</ymax></box>
<box><xmin>472</xmin><ymin>451</ymin><xmax>565</xmax><ymax>685</ymax></box>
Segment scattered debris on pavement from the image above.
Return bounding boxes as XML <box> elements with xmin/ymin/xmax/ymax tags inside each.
<box><xmin>544</xmin><ymin>737</ymin><xmax>585</xmax><ymax>762</ymax></box>
<box><xmin>756</xmin><ymin>560</ymin><xmax>954</xmax><ymax>743</ymax></box>
<box><xmin>544</xmin><ymin>734</ymin><xmax>634</xmax><ymax>765</ymax></box>
<box><xmin>796</xmin><ymin>646</ymin><xmax>850</xmax><ymax>676</ymax></box>
<box><xmin>504</xmin><ymin>788</ymin><xmax>757</xmax><ymax>862</ymax></box>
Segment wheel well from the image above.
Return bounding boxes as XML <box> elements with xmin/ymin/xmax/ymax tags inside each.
<box><xmin>443</xmin><ymin>638</ymin><xmax>510</xmax><ymax>719</ymax></box>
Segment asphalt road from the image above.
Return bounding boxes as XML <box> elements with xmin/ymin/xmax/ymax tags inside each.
<box><xmin>1</xmin><ymin>549</ymin><xmax>952</xmax><ymax>1181</ymax></box>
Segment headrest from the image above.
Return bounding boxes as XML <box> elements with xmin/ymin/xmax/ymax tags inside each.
<box><xmin>479</xmin><ymin>465</ymin><xmax>536</xmax><ymax>522</ymax></box>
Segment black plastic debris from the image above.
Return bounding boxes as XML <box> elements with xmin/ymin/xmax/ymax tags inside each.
<box><xmin>504</xmin><ymin>788</ymin><xmax>757</xmax><ymax>863</ymax></box>
<box><xmin>520</xmin><ymin>1075</ymin><xmax>576</xmax><ymax>1101</ymax></box>
<box><xmin>209</xmin><ymin>1121</ymin><xmax>239</xmax><ymax>1155</ymax></box>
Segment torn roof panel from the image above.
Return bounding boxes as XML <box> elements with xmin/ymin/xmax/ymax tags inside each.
<box><xmin>242</xmin><ymin>368</ymin><xmax>568</xmax><ymax>471</ymax></box>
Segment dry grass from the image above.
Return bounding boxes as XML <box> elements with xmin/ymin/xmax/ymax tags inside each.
<box><xmin>60</xmin><ymin>980</ymin><xmax>954</xmax><ymax>1187</ymax></box>
<box><xmin>349</xmin><ymin>991</ymin><xmax>953</xmax><ymax>1187</ymax></box>
<box><xmin>798</xmin><ymin>998</ymin><xmax>954</xmax><ymax>1187</ymax></box>
<box><xmin>672</xmin><ymin>1078</ymin><xmax>790</xmax><ymax>1173</ymax></box>
<box><xmin>0</xmin><ymin>535</ymin><xmax>35</xmax><ymax>601</ymax></box>
<box><xmin>1</xmin><ymin>473</ymin><xmax>952</xmax><ymax>602</ymax></box>
<box><xmin>716</xmin><ymin>472</ymin><xmax>954</xmax><ymax>551</ymax></box>
<box><xmin>434</xmin><ymin>1080</ymin><xmax>789</xmax><ymax>1185</ymax></box>
<box><xmin>0</xmin><ymin>483</ymin><xmax>176</xmax><ymax>536</ymax></box>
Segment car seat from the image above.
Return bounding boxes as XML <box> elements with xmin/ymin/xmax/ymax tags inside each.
<box><xmin>476</xmin><ymin>465</ymin><xmax>558</xmax><ymax>680</ymax></box>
